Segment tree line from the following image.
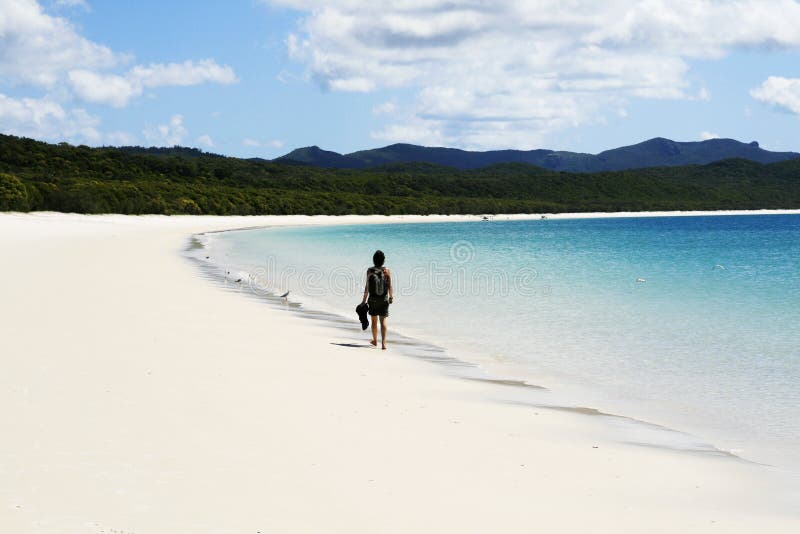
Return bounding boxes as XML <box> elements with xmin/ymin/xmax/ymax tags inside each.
<box><xmin>1</xmin><ymin>134</ymin><xmax>798</xmax><ymax>215</ymax></box>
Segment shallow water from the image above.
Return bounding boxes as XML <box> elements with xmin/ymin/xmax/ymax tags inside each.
<box><xmin>203</xmin><ymin>214</ymin><xmax>800</xmax><ymax>473</ymax></box>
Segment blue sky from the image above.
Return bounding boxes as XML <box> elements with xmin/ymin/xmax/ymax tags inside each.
<box><xmin>1</xmin><ymin>0</ymin><xmax>800</xmax><ymax>158</ymax></box>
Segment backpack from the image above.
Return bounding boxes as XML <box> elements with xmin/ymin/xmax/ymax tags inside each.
<box><xmin>368</xmin><ymin>267</ymin><xmax>388</xmax><ymax>300</ymax></box>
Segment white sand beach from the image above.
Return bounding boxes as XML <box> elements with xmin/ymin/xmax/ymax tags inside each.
<box><xmin>1</xmin><ymin>212</ymin><xmax>798</xmax><ymax>533</ymax></box>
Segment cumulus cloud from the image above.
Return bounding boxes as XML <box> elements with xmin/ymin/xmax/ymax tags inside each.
<box><xmin>700</xmin><ymin>131</ymin><xmax>720</xmax><ymax>140</ymax></box>
<box><xmin>195</xmin><ymin>134</ymin><xmax>214</xmax><ymax>148</ymax></box>
<box><xmin>67</xmin><ymin>70</ymin><xmax>140</xmax><ymax>108</ymax></box>
<box><xmin>128</xmin><ymin>59</ymin><xmax>237</xmax><ymax>88</ymax></box>
<box><xmin>105</xmin><ymin>130</ymin><xmax>136</xmax><ymax>146</ymax></box>
<box><xmin>0</xmin><ymin>0</ymin><xmax>117</xmax><ymax>87</ymax></box>
<box><xmin>0</xmin><ymin>1</ymin><xmax>237</xmax><ymax>143</ymax></box>
<box><xmin>267</xmin><ymin>0</ymin><xmax>800</xmax><ymax>148</ymax></box>
<box><xmin>67</xmin><ymin>59</ymin><xmax>237</xmax><ymax>107</ymax></box>
<box><xmin>0</xmin><ymin>92</ymin><xmax>101</xmax><ymax>143</ymax></box>
<box><xmin>1</xmin><ymin>1</ymin><xmax>236</xmax><ymax>98</ymax></box>
<box><xmin>143</xmin><ymin>114</ymin><xmax>188</xmax><ymax>146</ymax></box>
<box><xmin>370</xmin><ymin>119</ymin><xmax>449</xmax><ymax>147</ymax></box>
<box><xmin>750</xmin><ymin>76</ymin><xmax>800</xmax><ymax>115</ymax></box>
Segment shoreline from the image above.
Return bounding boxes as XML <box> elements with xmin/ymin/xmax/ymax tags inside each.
<box><xmin>192</xmin><ymin>226</ymin><xmax>751</xmax><ymax>465</ymax></box>
<box><xmin>4</xmin><ymin>206</ymin><xmax>800</xmax><ymax>224</ymax></box>
<box><xmin>196</xmin><ymin>211</ymin><xmax>800</xmax><ymax>474</ymax></box>
<box><xmin>2</xmin><ymin>212</ymin><xmax>798</xmax><ymax>533</ymax></box>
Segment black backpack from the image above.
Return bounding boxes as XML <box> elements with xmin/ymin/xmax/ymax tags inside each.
<box><xmin>368</xmin><ymin>267</ymin><xmax>388</xmax><ymax>300</ymax></box>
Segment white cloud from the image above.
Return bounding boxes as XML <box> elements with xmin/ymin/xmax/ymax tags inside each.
<box><xmin>128</xmin><ymin>59</ymin><xmax>237</xmax><ymax>88</ymax></box>
<box><xmin>67</xmin><ymin>59</ymin><xmax>237</xmax><ymax>107</ymax></box>
<box><xmin>0</xmin><ymin>0</ymin><xmax>117</xmax><ymax>87</ymax></box>
<box><xmin>0</xmin><ymin>2</ymin><xmax>235</xmax><ymax>98</ymax></box>
<box><xmin>105</xmin><ymin>130</ymin><xmax>136</xmax><ymax>146</ymax></box>
<box><xmin>67</xmin><ymin>70</ymin><xmax>140</xmax><ymax>107</ymax></box>
<box><xmin>330</xmin><ymin>78</ymin><xmax>375</xmax><ymax>92</ymax></box>
<box><xmin>372</xmin><ymin>100</ymin><xmax>397</xmax><ymax>115</ymax></box>
<box><xmin>695</xmin><ymin>87</ymin><xmax>711</xmax><ymax>101</ymax></box>
<box><xmin>700</xmin><ymin>131</ymin><xmax>720</xmax><ymax>140</ymax></box>
<box><xmin>243</xmin><ymin>138</ymin><xmax>284</xmax><ymax>149</ymax></box>
<box><xmin>143</xmin><ymin>114</ymin><xmax>188</xmax><ymax>146</ymax></box>
<box><xmin>0</xmin><ymin>92</ymin><xmax>101</xmax><ymax>143</ymax></box>
<box><xmin>0</xmin><ymin>91</ymin><xmax>138</xmax><ymax>146</ymax></box>
<box><xmin>195</xmin><ymin>134</ymin><xmax>214</xmax><ymax>148</ymax></box>
<box><xmin>0</xmin><ymin>1</ymin><xmax>238</xmax><ymax>144</ymax></box>
<box><xmin>370</xmin><ymin>119</ymin><xmax>449</xmax><ymax>147</ymax></box>
<box><xmin>276</xmin><ymin>69</ymin><xmax>304</xmax><ymax>84</ymax></box>
<box><xmin>266</xmin><ymin>0</ymin><xmax>800</xmax><ymax>149</ymax></box>
<box><xmin>750</xmin><ymin>76</ymin><xmax>800</xmax><ymax>115</ymax></box>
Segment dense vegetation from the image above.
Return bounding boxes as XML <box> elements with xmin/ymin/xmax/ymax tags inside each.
<box><xmin>1</xmin><ymin>134</ymin><xmax>798</xmax><ymax>215</ymax></box>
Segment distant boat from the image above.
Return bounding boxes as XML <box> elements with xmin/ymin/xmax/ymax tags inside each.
<box><xmin>636</xmin><ymin>278</ymin><xmax>647</xmax><ymax>283</ymax></box>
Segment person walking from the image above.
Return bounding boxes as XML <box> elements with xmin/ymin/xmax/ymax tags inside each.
<box><xmin>361</xmin><ymin>250</ymin><xmax>393</xmax><ymax>350</ymax></box>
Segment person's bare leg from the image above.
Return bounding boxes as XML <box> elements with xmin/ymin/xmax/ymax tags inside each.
<box><xmin>370</xmin><ymin>315</ymin><xmax>378</xmax><ymax>346</ymax></box>
<box><xmin>379</xmin><ymin>316</ymin><xmax>388</xmax><ymax>349</ymax></box>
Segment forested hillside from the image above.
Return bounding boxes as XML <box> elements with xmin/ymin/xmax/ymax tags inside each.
<box><xmin>1</xmin><ymin>134</ymin><xmax>798</xmax><ymax>215</ymax></box>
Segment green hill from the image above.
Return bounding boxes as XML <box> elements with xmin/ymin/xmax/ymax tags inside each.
<box><xmin>1</xmin><ymin>134</ymin><xmax>798</xmax><ymax>215</ymax></box>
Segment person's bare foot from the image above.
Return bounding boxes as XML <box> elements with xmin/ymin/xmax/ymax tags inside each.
<box><xmin>381</xmin><ymin>344</ymin><xmax>387</xmax><ymax>350</ymax></box>
<box><xmin>370</xmin><ymin>340</ymin><xmax>377</xmax><ymax>346</ymax></box>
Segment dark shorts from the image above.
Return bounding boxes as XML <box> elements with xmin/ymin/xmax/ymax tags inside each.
<box><xmin>368</xmin><ymin>298</ymin><xmax>389</xmax><ymax>317</ymax></box>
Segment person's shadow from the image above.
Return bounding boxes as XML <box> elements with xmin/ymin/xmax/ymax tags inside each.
<box><xmin>330</xmin><ymin>342</ymin><xmax>371</xmax><ymax>348</ymax></box>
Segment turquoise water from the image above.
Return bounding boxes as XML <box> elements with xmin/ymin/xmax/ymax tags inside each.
<box><xmin>208</xmin><ymin>215</ymin><xmax>800</xmax><ymax>472</ymax></box>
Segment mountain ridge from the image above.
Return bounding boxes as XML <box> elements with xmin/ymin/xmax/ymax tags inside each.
<box><xmin>2</xmin><ymin>133</ymin><xmax>799</xmax><ymax>215</ymax></box>
<box><xmin>275</xmin><ymin>137</ymin><xmax>800</xmax><ymax>173</ymax></box>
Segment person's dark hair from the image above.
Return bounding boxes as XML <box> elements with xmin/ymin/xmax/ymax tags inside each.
<box><xmin>373</xmin><ymin>250</ymin><xmax>385</xmax><ymax>267</ymax></box>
